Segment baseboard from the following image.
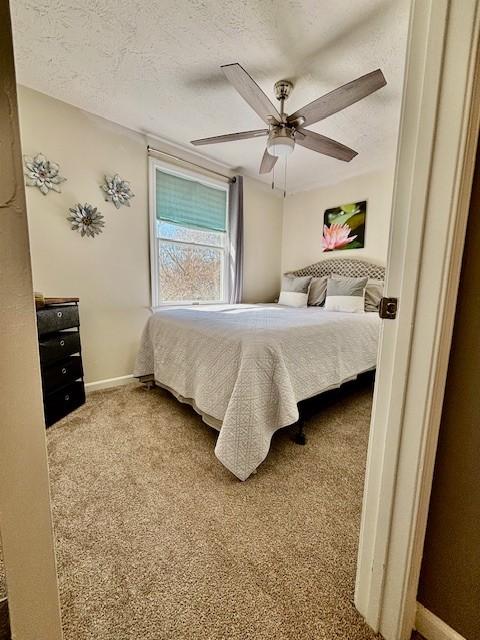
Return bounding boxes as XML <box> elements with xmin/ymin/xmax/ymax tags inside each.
<box><xmin>416</xmin><ymin>603</ymin><xmax>466</xmax><ymax>640</ymax></box>
<box><xmin>84</xmin><ymin>374</ymin><xmax>135</xmax><ymax>393</ymax></box>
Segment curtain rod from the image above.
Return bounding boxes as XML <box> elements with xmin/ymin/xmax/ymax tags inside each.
<box><xmin>147</xmin><ymin>145</ymin><xmax>235</xmax><ymax>183</ymax></box>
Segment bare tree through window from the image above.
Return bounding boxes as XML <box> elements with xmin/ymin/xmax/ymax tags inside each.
<box><xmin>157</xmin><ymin>222</ymin><xmax>226</xmax><ymax>303</ymax></box>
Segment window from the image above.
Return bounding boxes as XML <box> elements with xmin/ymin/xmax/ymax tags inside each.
<box><xmin>149</xmin><ymin>160</ymin><xmax>229</xmax><ymax>306</ymax></box>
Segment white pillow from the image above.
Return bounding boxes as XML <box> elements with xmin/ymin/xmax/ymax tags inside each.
<box><xmin>325</xmin><ymin>294</ymin><xmax>364</xmax><ymax>313</ymax></box>
<box><xmin>278</xmin><ymin>291</ymin><xmax>309</xmax><ymax>307</ymax></box>
<box><xmin>332</xmin><ymin>274</ymin><xmax>384</xmax><ymax>312</ymax></box>
<box><xmin>277</xmin><ymin>274</ymin><xmax>312</xmax><ymax>308</ymax></box>
<box><xmin>324</xmin><ymin>276</ymin><xmax>368</xmax><ymax>313</ymax></box>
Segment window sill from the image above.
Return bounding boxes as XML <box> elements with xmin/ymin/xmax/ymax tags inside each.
<box><xmin>150</xmin><ymin>301</ymin><xmax>229</xmax><ymax>313</ymax></box>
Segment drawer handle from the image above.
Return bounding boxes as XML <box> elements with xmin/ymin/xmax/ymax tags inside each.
<box><xmin>57</xmin><ymin>311</ymin><xmax>63</xmax><ymax>318</ymax></box>
<box><xmin>65</xmin><ymin>394</ymin><xmax>70</xmax><ymax>401</ymax></box>
<box><xmin>62</xmin><ymin>368</ymin><xmax>67</xmax><ymax>375</ymax></box>
<box><xmin>60</xmin><ymin>340</ymin><xmax>65</xmax><ymax>347</ymax></box>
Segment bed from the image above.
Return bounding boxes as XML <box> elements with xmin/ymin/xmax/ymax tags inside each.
<box><xmin>134</xmin><ymin>258</ymin><xmax>385</xmax><ymax>480</ymax></box>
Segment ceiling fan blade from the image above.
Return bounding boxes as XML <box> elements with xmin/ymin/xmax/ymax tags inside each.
<box><xmin>259</xmin><ymin>148</ymin><xmax>278</xmax><ymax>174</ymax></box>
<box><xmin>221</xmin><ymin>63</ymin><xmax>281</xmax><ymax>125</ymax></box>
<box><xmin>288</xmin><ymin>69</ymin><xmax>386</xmax><ymax>127</ymax></box>
<box><xmin>296</xmin><ymin>128</ymin><xmax>357</xmax><ymax>162</ymax></box>
<box><xmin>191</xmin><ymin>129</ymin><xmax>268</xmax><ymax>146</ymax></box>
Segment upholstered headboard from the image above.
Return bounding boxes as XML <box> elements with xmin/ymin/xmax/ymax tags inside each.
<box><xmin>290</xmin><ymin>257</ymin><xmax>385</xmax><ymax>281</ymax></box>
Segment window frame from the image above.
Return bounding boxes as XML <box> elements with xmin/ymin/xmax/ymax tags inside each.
<box><xmin>148</xmin><ymin>157</ymin><xmax>230</xmax><ymax>308</ymax></box>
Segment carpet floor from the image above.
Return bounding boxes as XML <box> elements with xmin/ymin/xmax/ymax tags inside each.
<box><xmin>8</xmin><ymin>378</ymin><xmax>382</xmax><ymax>639</ymax></box>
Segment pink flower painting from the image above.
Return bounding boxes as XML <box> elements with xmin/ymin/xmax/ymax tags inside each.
<box><xmin>322</xmin><ymin>201</ymin><xmax>367</xmax><ymax>251</ymax></box>
<box><xmin>322</xmin><ymin>223</ymin><xmax>357</xmax><ymax>251</ymax></box>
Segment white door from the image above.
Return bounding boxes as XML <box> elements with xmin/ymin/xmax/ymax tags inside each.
<box><xmin>355</xmin><ymin>1</ymin><xmax>480</xmax><ymax>639</ymax></box>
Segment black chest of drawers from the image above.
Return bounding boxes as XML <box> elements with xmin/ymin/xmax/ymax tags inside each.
<box><xmin>36</xmin><ymin>300</ymin><xmax>86</xmax><ymax>427</ymax></box>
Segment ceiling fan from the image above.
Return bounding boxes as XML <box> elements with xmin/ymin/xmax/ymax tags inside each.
<box><xmin>191</xmin><ymin>63</ymin><xmax>387</xmax><ymax>175</ymax></box>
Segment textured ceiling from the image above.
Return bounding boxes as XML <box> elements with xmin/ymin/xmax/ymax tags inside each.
<box><xmin>11</xmin><ymin>0</ymin><xmax>410</xmax><ymax>192</ymax></box>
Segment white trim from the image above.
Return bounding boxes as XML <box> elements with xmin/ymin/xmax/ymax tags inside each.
<box><xmin>150</xmin><ymin>156</ymin><xmax>231</xmax><ymax>190</ymax></box>
<box><xmin>399</xmin><ymin>24</ymin><xmax>480</xmax><ymax>640</ymax></box>
<box><xmin>415</xmin><ymin>604</ymin><xmax>466</xmax><ymax>640</ymax></box>
<box><xmin>0</xmin><ymin>12</ymin><xmax>63</xmax><ymax>636</ymax></box>
<box><xmin>145</xmin><ymin>132</ymin><xmax>236</xmax><ymax>171</ymax></box>
<box><xmin>85</xmin><ymin>374</ymin><xmax>136</xmax><ymax>393</ymax></box>
<box><xmin>355</xmin><ymin>1</ymin><xmax>480</xmax><ymax>639</ymax></box>
<box><xmin>158</xmin><ymin>236</ymin><xmax>224</xmax><ymax>251</ymax></box>
<box><xmin>356</xmin><ymin>0</ymin><xmax>450</xmax><ymax>627</ymax></box>
<box><xmin>149</xmin><ymin>302</ymin><xmax>225</xmax><ymax>312</ymax></box>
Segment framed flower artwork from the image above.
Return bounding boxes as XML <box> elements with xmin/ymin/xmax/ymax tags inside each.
<box><xmin>322</xmin><ymin>201</ymin><xmax>366</xmax><ymax>251</ymax></box>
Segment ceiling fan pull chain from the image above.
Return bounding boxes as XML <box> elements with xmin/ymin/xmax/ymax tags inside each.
<box><xmin>272</xmin><ymin>164</ymin><xmax>275</xmax><ymax>190</ymax></box>
<box><xmin>284</xmin><ymin>156</ymin><xmax>288</xmax><ymax>198</ymax></box>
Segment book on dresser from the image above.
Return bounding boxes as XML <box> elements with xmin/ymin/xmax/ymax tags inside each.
<box><xmin>36</xmin><ymin>297</ymin><xmax>86</xmax><ymax>427</ymax></box>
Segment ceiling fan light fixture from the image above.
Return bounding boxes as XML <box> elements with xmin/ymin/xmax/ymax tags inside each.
<box><xmin>267</xmin><ymin>130</ymin><xmax>295</xmax><ymax>157</ymax></box>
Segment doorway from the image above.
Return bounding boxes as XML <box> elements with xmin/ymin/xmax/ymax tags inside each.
<box><xmin>1</xmin><ymin>2</ymin><xmax>479</xmax><ymax>640</ymax></box>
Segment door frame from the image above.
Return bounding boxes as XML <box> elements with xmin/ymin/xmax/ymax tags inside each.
<box><xmin>0</xmin><ymin>3</ymin><xmax>63</xmax><ymax>639</ymax></box>
<box><xmin>2</xmin><ymin>2</ymin><xmax>480</xmax><ymax>639</ymax></box>
<box><xmin>355</xmin><ymin>1</ymin><xmax>480</xmax><ymax>639</ymax></box>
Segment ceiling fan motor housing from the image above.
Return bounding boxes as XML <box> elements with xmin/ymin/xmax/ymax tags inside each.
<box><xmin>274</xmin><ymin>80</ymin><xmax>293</xmax><ymax>101</ymax></box>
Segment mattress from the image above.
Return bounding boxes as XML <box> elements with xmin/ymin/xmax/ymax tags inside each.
<box><xmin>134</xmin><ymin>304</ymin><xmax>380</xmax><ymax>480</ymax></box>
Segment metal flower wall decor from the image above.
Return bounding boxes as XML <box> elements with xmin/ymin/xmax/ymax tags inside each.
<box><xmin>67</xmin><ymin>203</ymin><xmax>105</xmax><ymax>238</ymax></box>
<box><xmin>24</xmin><ymin>153</ymin><xmax>66</xmax><ymax>195</ymax></box>
<box><xmin>100</xmin><ymin>174</ymin><xmax>135</xmax><ymax>209</ymax></box>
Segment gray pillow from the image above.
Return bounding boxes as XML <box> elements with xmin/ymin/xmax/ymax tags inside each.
<box><xmin>308</xmin><ymin>276</ymin><xmax>328</xmax><ymax>306</ymax></box>
<box><xmin>281</xmin><ymin>274</ymin><xmax>312</xmax><ymax>293</ymax></box>
<box><xmin>365</xmin><ymin>279</ymin><xmax>384</xmax><ymax>312</ymax></box>
<box><xmin>325</xmin><ymin>276</ymin><xmax>368</xmax><ymax>313</ymax></box>
<box><xmin>332</xmin><ymin>274</ymin><xmax>384</xmax><ymax>312</ymax></box>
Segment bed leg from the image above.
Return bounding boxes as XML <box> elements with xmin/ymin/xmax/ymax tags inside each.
<box><xmin>293</xmin><ymin>420</ymin><xmax>307</xmax><ymax>445</ymax></box>
<box><xmin>139</xmin><ymin>374</ymin><xmax>155</xmax><ymax>390</ymax></box>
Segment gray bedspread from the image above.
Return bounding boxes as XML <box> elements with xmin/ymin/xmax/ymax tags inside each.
<box><xmin>134</xmin><ymin>304</ymin><xmax>380</xmax><ymax>480</ymax></box>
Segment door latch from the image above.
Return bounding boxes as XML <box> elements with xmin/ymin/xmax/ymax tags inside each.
<box><xmin>379</xmin><ymin>297</ymin><xmax>398</xmax><ymax>319</ymax></box>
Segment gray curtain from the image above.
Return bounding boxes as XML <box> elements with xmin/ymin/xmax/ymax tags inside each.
<box><xmin>228</xmin><ymin>175</ymin><xmax>244</xmax><ymax>303</ymax></box>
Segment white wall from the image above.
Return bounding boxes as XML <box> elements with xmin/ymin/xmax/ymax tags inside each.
<box><xmin>17</xmin><ymin>86</ymin><xmax>283</xmax><ymax>384</ymax></box>
<box><xmin>281</xmin><ymin>168</ymin><xmax>395</xmax><ymax>272</ymax></box>
<box><xmin>243</xmin><ymin>176</ymin><xmax>283</xmax><ymax>303</ymax></box>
